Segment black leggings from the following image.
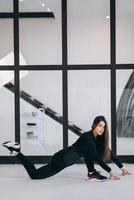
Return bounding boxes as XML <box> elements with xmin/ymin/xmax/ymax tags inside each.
<box><xmin>16</xmin><ymin>146</ymin><xmax>81</xmax><ymax>179</ymax></box>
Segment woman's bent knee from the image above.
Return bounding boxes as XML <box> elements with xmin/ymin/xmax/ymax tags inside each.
<box><xmin>29</xmin><ymin>172</ymin><xmax>41</xmax><ymax>180</ymax></box>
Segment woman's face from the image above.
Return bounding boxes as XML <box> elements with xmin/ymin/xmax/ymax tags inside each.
<box><xmin>93</xmin><ymin>121</ymin><xmax>105</xmax><ymax>136</ymax></box>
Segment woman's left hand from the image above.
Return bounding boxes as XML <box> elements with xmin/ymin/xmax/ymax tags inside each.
<box><xmin>121</xmin><ymin>167</ymin><xmax>131</xmax><ymax>176</ymax></box>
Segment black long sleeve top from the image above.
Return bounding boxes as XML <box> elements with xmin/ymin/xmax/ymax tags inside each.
<box><xmin>72</xmin><ymin>130</ymin><xmax>123</xmax><ymax>173</ymax></box>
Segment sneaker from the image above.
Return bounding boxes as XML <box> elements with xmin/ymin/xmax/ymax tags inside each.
<box><xmin>2</xmin><ymin>141</ymin><xmax>20</xmax><ymax>156</ymax></box>
<box><xmin>87</xmin><ymin>170</ymin><xmax>107</xmax><ymax>181</ymax></box>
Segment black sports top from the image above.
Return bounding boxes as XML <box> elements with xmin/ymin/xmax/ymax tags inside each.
<box><xmin>72</xmin><ymin>130</ymin><xmax>123</xmax><ymax>173</ymax></box>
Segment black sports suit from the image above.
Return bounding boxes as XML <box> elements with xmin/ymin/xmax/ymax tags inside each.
<box><xmin>17</xmin><ymin>130</ymin><xmax>123</xmax><ymax>179</ymax></box>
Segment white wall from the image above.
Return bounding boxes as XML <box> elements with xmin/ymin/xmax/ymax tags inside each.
<box><xmin>0</xmin><ymin>87</ymin><xmax>15</xmax><ymax>155</ymax></box>
<box><xmin>116</xmin><ymin>17</ymin><xmax>134</xmax><ymax>63</ymax></box>
<box><xmin>68</xmin><ymin>18</ymin><xmax>110</xmax><ymax>64</ymax></box>
<box><xmin>0</xmin><ymin>19</ymin><xmax>13</xmax><ymax>64</ymax></box>
<box><xmin>20</xmin><ymin>71</ymin><xmax>63</xmax><ymax>155</ymax></box>
<box><xmin>20</xmin><ymin>99</ymin><xmax>63</xmax><ymax>155</ymax></box>
<box><xmin>68</xmin><ymin>70</ymin><xmax>111</xmax><ymax>130</ymax></box>
<box><xmin>1</xmin><ymin>16</ymin><xmax>134</xmax><ymax>65</ymax></box>
<box><xmin>20</xmin><ymin>71</ymin><xmax>62</xmax><ymax>115</ymax></box>
<box><xmin>19</xmin><ymin>18</ymin><xmax>62</xmax><ymax>65</ymax></box>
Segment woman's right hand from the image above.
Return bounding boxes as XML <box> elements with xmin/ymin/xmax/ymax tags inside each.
<box><xmin>121</xmin><ymin>167</ymin><xmax>131</xmax><ymax>176</ymax></box>
<box><xmin>109</xmin><ymin>171</ymin><xmax>120</xmax><ymax>180</ymax></box>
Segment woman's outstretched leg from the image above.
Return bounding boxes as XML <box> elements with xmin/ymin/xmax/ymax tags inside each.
<box><xmin>2</xmin><ymin>141</ymin><xmax>61</xmax><ymax>179</ymax></box>
<box><xmin>17</xmin><ymin>153</ymin><xmax>59</xmax><ymax>179</ymax></box>
<box><xmin>2</xmin><ymin>141</ymin><xmax>81</xmax><ymax>180</ymax></box>
<box><xmin>14</xmin><ymin>148</ymin><xmax>80</xmax><ymax>179</ymax></box>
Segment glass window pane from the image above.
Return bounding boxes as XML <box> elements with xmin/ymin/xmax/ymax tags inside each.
<box><xmin>116</xmin><ymin>0</ymin><xmax>134</xmax><ymax>63</ymax></box>
<box><xmin>116</xmin><ymin>69</ymin><xmax>134</xmax><ymax>155</ymax></box>
<box><xmin>19</xmin><ymin>0</ymin><xmax>62</xmax><ymax>65</ymax></box>
<box><xmin>0</xmin><ymin>71</ymin><xmax>15</xmax><ymax>155</ymax></box>
<box><xmin>19</xmin><ymin>0</ymin><xmax>60</xmax><ymax>14</ymax></box>
<box><xmin>68</xmin><ymin>70</ymin><xmax>111</xmax><ymax>146</ymax></box>
<box><xmin>20</xmin><ymin>71</ymin><xmax>63</xmax><ymax>155</ymax></box>
<box><xmin>0</xmin><ymin>0</ymin><xmax>13</xmax><ymax>12</ymax></box>
<box><xmin>0</xmin><ymin>19</ymin><xmax>14</xmax><ymax>66</ymax></box>
<box><xmin>67</xmin><ymin>0</ymin><xmax>110</xmax><ymax>64</ymax></box>
<box><xmin>68</xmin><ymin>130</ymin><xmax>79</xmax><ymax>147</ymax></box>
<box><xmin>19</xmin><ymin>18</ymin><xmax>62</xmax><ymax>65</ymax></box>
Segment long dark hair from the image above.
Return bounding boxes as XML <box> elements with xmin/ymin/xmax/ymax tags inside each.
<box><xmin>92</xmin><ymin>116</ymin><xmax>111</xmax><ymax>161</ymax></box>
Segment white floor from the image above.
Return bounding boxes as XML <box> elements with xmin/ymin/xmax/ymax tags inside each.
<box><xmin>0</xmin><ymin>163</ymin><xmax>134</xmax><ymax>200</ymax></box>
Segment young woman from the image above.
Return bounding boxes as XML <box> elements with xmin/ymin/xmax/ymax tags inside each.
<box><xmin>3</xmin><ymin>116</ymin><xmax>131</xmax><ymax>180</ymax></box>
